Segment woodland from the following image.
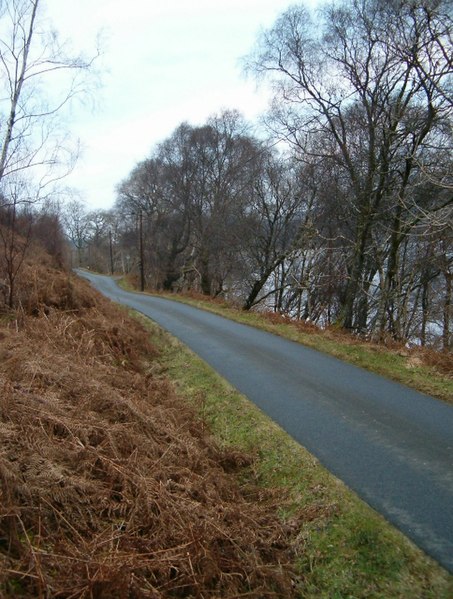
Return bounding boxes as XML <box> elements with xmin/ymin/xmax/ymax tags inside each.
<box><xmin>0</xmin><ymin>0</ymin><xmax>452</xmax><ymax>349</ymax></box>
<box><xmin>65</xmin><ymin>0</ymin><xmax>452</xmax><ymax>349</ymax></box>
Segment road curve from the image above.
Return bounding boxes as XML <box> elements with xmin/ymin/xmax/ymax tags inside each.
<box><xmin>76</xmin><ymin>270</ymin><xmax>453</xmax><ymax>573</ymax></box>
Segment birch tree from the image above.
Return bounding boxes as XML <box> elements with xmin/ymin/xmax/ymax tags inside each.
<box><xmin>0</xmin><ymin>0</ymin><xmax>98</xmax><ymax>193</ymax></box>
<box><xmin>247</xmin><ymin>0</ymin><xmax>453</xmax><ymax>334</ymax></box>
<box><xmin>0</xmin><ymin>0</ymin><xmax>98</xmax><ymax>306</ymax></box>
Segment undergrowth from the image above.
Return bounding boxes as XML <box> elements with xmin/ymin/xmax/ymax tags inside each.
<box><xmin>0</xmin><ymin>266</ymin><xmax>299</xmax><ymax>598</ymax></box>
<box><xmin>4</xmin><ymin>264</ymin><xmax>449</xmax><ymax>597</ymax></box>
<box><xmin>137</xmin><ymin>314</ymin><xmax>453</xmax><ymax>598</ymax></box>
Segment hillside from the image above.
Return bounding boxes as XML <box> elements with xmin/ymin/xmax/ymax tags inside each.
<box><xmin>0</xmin><ymin>263</ymin><xmax>298</xmax><ymax>597</ymax></box>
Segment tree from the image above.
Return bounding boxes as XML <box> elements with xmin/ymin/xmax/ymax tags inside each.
<box><xmin>182</xmin><ymin>111</ymin><xmax>261</xmax><ymax>296</ymax></box>
<box><xmin>33</xmin><ymin>201</ymin><xmax>67</xmax><ymax>267</ymax></box>
<box><xmin>116</xmin><ymin>111</ymin><xmax>263</xmax><ymax>296</ymax></box>
<box><xmin>0</xmin><ymin>0</ymin><xmax>97</xmax><ymax>192</ymax></box>
<box><xmin>247</xmin><ymin>0</ymin><xmax>453</xmax><ymax>336</ymax></box>
<box><xmin>240</xmin><ymin>154</ymin><xmax>310</xmax><ymax>310</ymax></box>
<box><xmin>0</xmin><ymin>0</ymin><xmax>98</xmax><ymax>307</ymax></box>
<box><xmin>0</xmin><ymin>179</ymin><xmax>32</xmax><ymax>306</ymax></box>
<box><xmin>116</xmin><ymin>154</ymin><xmax>185</xmax><ymax>290</ymax></box>
<box><xmin>61</xmin><ymin>197</ymin><xmax>90</xmax><ymax>265</ymax></box>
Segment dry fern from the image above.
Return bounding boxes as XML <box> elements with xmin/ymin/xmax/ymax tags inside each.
<box><xmin>0</xmin><ymin>270</ymin><xmax>299</xmax><ymax>598</ymax></box>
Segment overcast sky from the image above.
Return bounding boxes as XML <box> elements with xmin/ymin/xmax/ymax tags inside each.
<box><xmin>44</xmin><ymin>1</ymin><xmax>319</xmax><ymax>211</ymax></box>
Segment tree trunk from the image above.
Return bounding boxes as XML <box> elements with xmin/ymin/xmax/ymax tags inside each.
<box><xmin>138</xmin><ymin>211</ymin><xmax>145</xmax><ymax>291</ymax></box>
<box><xmin>339</xmin><ymin>210</ymin><xmax>373</xmax><ymax>330</ymax></box>
<box><xmin>198</xmin><ymin>252</ymin><xmax>211</xmax><ymax>295</ymax></box>
<box><xmin>243</xmin><ymin>259</ymin><xmax>285</xmax><ymax>311</ymax></box>
<box><xmin>0</xmin><ymin>0</ymin><xmax>39</xmax><ymax>183</ymax></box>
<box><xmin>340</xmin><ymin>249</ymin><xmax>365</xmax><ymax>330</ymax></box>
<box><xmin>377</xmin><ymin>208</ymin><xmax>403</xmax><ymax>340</ymax></box>
<box><xmin>420</xmin><ymin>276</ymin><xmax>429</xmax><ymax>347</ymax></box>
<box><xmin>443</xmin><ymin>271</ymin><xmax>452</xmax><ymax>352</ymax></box>
<box><xmin>109</xmin><ymin>229</ymin><xmax>114</xmax><ymax>275</ymax></box>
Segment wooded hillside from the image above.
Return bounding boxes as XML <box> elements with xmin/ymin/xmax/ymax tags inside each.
<box><xmin>69</xmin><ymin>0</ymin><xmax>452</xmax><ymax>351</ymax></box>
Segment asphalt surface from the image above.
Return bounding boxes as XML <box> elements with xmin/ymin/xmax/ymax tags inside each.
<box><xmin>76</xmin><ymin>270</ymin><xmax>453</xmax><ymax>573</ymax></box>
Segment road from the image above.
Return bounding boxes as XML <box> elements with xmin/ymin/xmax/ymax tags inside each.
<box><xmin>76</xmin><ymin>270</ymin><xmax>453</xmax><ymax>573</ymax></box>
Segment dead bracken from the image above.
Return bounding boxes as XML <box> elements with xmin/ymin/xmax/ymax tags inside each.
<box><xmin>0</xmin><ymin>267</ymin><xmax>299</xmax><ymax>598</ymax></box>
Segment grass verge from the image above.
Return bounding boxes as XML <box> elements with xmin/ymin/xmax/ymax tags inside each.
<box><xmin>133</xmin><ymin>311</ymin><xmax>453</xmax><ymax>599</ymax></box>
<box><xmin>121</xmin><ymin>283</ymin><xmax>451</xmax><ymax>404</ymax></box>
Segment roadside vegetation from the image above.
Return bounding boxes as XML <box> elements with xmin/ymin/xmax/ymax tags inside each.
<box><xmin>0</xmin><ymin>248</ymin><xmax>451</xmax><ymax>596</ymax></box>
<box><xmin>0</xmin><ymin>0</ymin><xmax>451</xmax><ymax>593</ymax></box>
<box><xmin>135</xmin><ymin>310</ymin><xmax>453</xmax><ymax>598</ymax></box>
<box><xmin>0</xmin><ymin>262</ymin><xmax>298</xmax><ymax>597</ymax></box>
<box><xmin>120</xmin><ymin>277</ymin><xmax>453</xmax><ymax>405</ymax></box>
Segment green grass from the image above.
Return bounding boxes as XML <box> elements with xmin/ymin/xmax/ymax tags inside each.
<box><xmin>133</xmin><ymin>311</ymin><xmax>453</xmax><ymax>598</ymax></box>
<box><xmin>141</xmin><ymin>289</ymin><xmax>452</xmax><ymax>404</ymax></box>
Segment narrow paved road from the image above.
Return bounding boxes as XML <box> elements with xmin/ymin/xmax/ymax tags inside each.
<box><xmin>77</xmin><ymin>270</ymin><xmax>453</xmax><ymax>573</ymax></box>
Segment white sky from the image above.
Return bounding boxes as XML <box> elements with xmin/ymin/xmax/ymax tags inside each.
<box><xmin>44</xmin><ymin>0</ymin><xmax>320</xmax><ymax>211</ymax></box>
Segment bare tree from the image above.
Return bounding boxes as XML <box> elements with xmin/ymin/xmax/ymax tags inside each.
<box><xmin>241</xmin><ymin>154</ymin><xmax>310</xmax><ymax>310</ymax></box>
<box><xmin>0</xmin><ymin>0</ymin><xmax>98</xmax><ymax>306</ymax></box>
<box><xmin>0</xmin><ymin>0</ymin><xmax>98</xmax><ymax>192</ymax></box>
<box><xmin>61</xmin><ymin>197</ymin><xmax>90</xmax><ymax>266</ymax></box>
<box><xmin>0</xmin><ymin>179</ymin><xmax>32</xmax><ymax>306</ymax></box>
<box><xmin>116</xmin><ymin>111</ymin><xmax>263</xmax><ymax>296</ymax></box>
<box><xmin>183</xmin><ymin>111</ymin><xmax>261</xmax><ymax>295</ymax></box>
<box><xmin>247</xmin><ymin>0</ymin><xmax>453</xmax><ymax>337</ymax></box>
